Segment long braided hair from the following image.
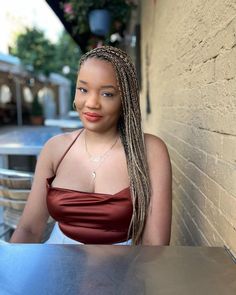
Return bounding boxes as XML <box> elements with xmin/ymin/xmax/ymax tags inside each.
<box><xmin>79</xmin><ymin>46</ymin><xmax>151</xmax><ymax>244</ymax></box>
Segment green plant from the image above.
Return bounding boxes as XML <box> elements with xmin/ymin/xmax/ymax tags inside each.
<box><xmin>61</xmin><ymin>0</ymin><xmax>137</xmax><ymax>36</ymax></box>
<box><xmin>31</xmin><ymin>95</ymin><xmax>43</xmax><ymax>117</ymax></box>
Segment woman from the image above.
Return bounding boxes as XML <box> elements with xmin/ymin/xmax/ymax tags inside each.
<box><xmin>10</xmin><ymin>46</ymin><xmax>172</xmax><ymax>245</ymax></box>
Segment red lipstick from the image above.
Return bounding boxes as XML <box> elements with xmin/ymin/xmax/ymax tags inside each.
<box><xmin>83</xmin><ymin>112</ymin><xmax>103</xmax><ymax>122</ymax></box>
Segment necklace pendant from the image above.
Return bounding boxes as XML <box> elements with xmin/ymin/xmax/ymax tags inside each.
<box><xmin>90</xmin><ymin>156</ymin><xmax>101</xmax><ymax>163</ymax></box>
<box><xmin>92</xmin><ymin>171</ymin><xmax>96</xmax><ymax>180</ymax></box>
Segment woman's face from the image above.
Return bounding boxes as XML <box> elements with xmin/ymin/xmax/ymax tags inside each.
<box><xmin>74</xmin><ymin>58</ymin><xmax>122</xmax><ymax>133</ymax></box>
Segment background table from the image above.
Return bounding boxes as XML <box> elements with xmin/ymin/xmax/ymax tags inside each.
<box><xmin>44</xmin><ymin>118</ymin><xmax>83</xmax><ymax>131</ymax></box>
<box><xmin>0</xmin><ymin>245</ymin><xmax>235</xmax><ymax>295</ymax></box>
<box><xmin>0</xmin><ymin>126</ymin><xmax>61</xmax><ymax>168</ymax></box>
<box><xmin>0</xmin><ymin>126</ymin><xmax>61</xmax><ymax>156</ymax></box>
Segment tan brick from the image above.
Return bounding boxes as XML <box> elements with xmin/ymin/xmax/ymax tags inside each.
<box><xmin>200</xmin><ymin>81</ymin><xmax>236</xmax><ymax>115</ymax></box>
<box><xmin>160</xmin><ymin>106</ymin><xmax>236</xmax><ymax>135</ymax></box>
<box><xmin>161</xmin><ymin>120</ymin><xmax>236</xmax><ymax>164</ymax></box>
<box><xmin>178</xmin><ymin>199</ymin><xmax>211</xmax><ymax>246</ymax></box>
<box><xmin>141</xmin><ymin>0</ymin><xmax>236</xmax><ymax>254</ymax></box>
<box><xmin>228</xmin><ymin>226</ymin><xmax>236</xmax><ymax>254</ymax></box>
<box><xmin>219</xmin><ymin>188</ymin><xmax>236</xmax><ymax>227</ymax></box>
<box><xmin>160</xmin><ymin>129</ymin><xmax>207</xmax><ymax>171</ymax></box>
<box><xmin>173</xmin><ymin>166</ymin><xmax>206</xmax><ymax>210</ymax></box>
<box><xmin>182</xmin><ymin>59</ymin><xmax>215</xmax><ymax>88</ymax></box>
<box><xmin>206</xmin><ymin>155</ymin><xmax>236</xmax><ymax>196</ymax></box>
<box><xmin>222</xmin><ymin>134</ymin><xmax>236</xmax><ymax>164</ymax></box>
<box><xmin>178</xmin><ymin>13</ymin><xmax>236</xmax><ymax>67</ymax></box>
<box><xmin>160</xmin><ymin>119</ymin><xmax>224</xmax><ymax>159</ymax></box>
<box><xmin>171</xmin><ymin>206</ymin><xmax>184</xmax><ymax>244</ymax></box>
<box><xmin>181</xmin><ymin>191</ymin><xmax>225</xmax><ymax>246</ymax></box>
<box><xmin>154</xmin><ymin>79</ymin><xmax>236</xmax><ymax>136</ymax></box>
<box><xmin>223</xmin><ymin>18</ymin><xmax>236</xmax><ymax>49</ymax></box>
<box><xmin>172</xmin><ymin>204</ymin><xmax>196</xmax><ymax>246</ymax></box>
<box><xmin>173</xmin><ymin>200</ymin><xmax>198</xmax><ymax>245</ymax></box>
<box><xmin>174</xmin><ymin>181</ymin><xmax>226</xmax><ymax>245</ymax></box>
<box><xmin>171</xmin><ymin>150</ymin><xmax>220</xmax><ymax>207</ymax></box>
<box><xmin>215</xmin><ymin>46</ymin><xmax>236</xmax><ymax>80</ymax></box>
<box><xmin>204</xmin><ymin>198</ymin><xmax>236</xmax><ymax>247</ymax></box>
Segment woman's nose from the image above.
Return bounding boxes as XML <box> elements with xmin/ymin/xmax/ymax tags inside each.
<box><xmin>85</xmin><ymin>93</ymin><xmax>100</xmax><ymax>108</ymax></box>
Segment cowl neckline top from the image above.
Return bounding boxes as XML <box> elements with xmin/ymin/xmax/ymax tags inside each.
<box><xmin>46</xmin><ymin>129</ymin><xmax>133</xmax><ymax>244</ymax></box>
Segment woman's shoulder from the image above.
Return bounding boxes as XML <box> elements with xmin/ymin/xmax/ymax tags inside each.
<box><xmin>46</xmin><ymin>129</ymin><xmax>83</xmax><ymax>146</ymax></box>
<box><xmin>144</xmin><ymin>133</ymin><xmax>168</xmax><ymax>153</ymax></box>
<box><xmin>42</xmin><ymin>129</ymin><xmax>83</xmax><ymax>156</ymax></box>
<box><xmin>144</xmin><ymin>133</ymin><xmax>171</xmax><ymax>177</ymax></box>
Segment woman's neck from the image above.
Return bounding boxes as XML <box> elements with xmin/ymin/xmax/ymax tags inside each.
<box><xmin>84</xmin><ymin>128</ymin><xmax>119</xmax><ymax>146</ymax></box>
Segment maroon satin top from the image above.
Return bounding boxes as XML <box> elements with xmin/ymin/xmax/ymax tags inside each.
<box><xmin>46</xmin><ymin>130</ymin><xmax>133</xmax><ymax>244</ymax></box>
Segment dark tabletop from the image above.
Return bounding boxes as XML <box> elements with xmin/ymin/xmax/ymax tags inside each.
<box><xmin>0</xmin><ymin>245</ymin><xmax>235</xmax><ymax>295</ymax></box>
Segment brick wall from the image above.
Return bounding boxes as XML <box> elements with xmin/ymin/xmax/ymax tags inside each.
<box><xmin>140</xmin><ymin>0</ymin><xmax>236</xmax><ymax>254</ymax></box>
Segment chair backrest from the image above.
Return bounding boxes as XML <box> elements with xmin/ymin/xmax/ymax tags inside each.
<box><xmin>0</xmin><ymin>168</ymin><xmax>33</xmax><ymax>190</ymax></box>
<box><xmin>0</xmin><ymin>168</ymin><xmax>54</xmax><ymax>242</ymax></box>
<box><xmin>0</xmin><ymin>168</ymin><xmax>34</xmax><ymax>227</ymax></box>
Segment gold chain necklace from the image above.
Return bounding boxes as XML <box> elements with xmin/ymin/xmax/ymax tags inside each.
<box><xmin>84</xmin><ymin>133</ymin><xmax>119</xmax><ymax>182</ymax></box>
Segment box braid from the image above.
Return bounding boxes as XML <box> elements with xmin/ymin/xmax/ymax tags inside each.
<box><xmin>79</xmin><ymin>46</ymin><xmax>151</xmax><ymax>245</ymax></box>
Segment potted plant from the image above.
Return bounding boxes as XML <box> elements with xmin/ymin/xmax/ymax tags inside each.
<box><xmin>30</xmin><ymin>94</ymin><xmax>44</xmax><ymax>125</ymax></box>
<box><xmin>61</xmin><ymin>0</ymin><xmax>137</xmax><ymax>37</ymax></box>
<box><xmin>88</xmin><ymin>8</ymin><xmax>111</xmax><ymax>36</ymax></box>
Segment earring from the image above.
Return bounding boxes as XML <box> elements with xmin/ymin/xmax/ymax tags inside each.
<box><xmin>73</xmin><ymin>101</ymin><xmax>77</xmax><ymax>111</ymax></box>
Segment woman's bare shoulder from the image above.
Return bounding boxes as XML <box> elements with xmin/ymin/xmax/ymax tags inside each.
<box><xmin>36</xmin><ymin>129</ymin><xmax>83</xmax><ymax>173</ymax></box>
<box><xmin>42</xmin><ymin>129</ymin><xmax>83</xmax><ymax>156</ymax></box>
<box><xmin>144</xmin><ymin>133</ymin><xmax>169</xmax><ymax>155</ymax></box>
<box><xmin>47</xmin><ymin>129</ymin><xmax>80</xmax><ymax>145</ymax></box>
<box><xmin>144</xmin><ymin>133</ymin><xmax>171</xmax><ymax>172</ymax></box>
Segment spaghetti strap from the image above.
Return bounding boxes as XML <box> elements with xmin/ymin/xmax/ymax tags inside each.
<box><xmin>54</xmin><ymin>129</ymin><xmax>84</xmax><ymax>174</ymax></box>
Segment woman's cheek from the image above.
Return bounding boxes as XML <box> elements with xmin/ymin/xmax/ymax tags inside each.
<box><xmin>75</xmin><ymin>95</ymin><xmax>84</xmax><ymax>110</ymax></box>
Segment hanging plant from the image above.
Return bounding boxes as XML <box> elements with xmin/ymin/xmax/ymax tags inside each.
<box><xmin>61</xmin><ymin>0</ymin><xmax>137</xmax><ymax>36</ymax></box>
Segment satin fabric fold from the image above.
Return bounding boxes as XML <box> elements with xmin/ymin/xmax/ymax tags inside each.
<box><xmin>46</xmin><ymin>176</ymin><xmax>133</xmax><ymax>244</ymax></box>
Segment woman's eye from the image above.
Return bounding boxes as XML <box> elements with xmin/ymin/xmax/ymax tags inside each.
<box><xmin>77</xmin><ymin>87</ymin><xmax>87</xmax><ymax>93</ymax></box>
<box><xmin>102</xmin><ymin>92</ymin><xmax>114</xmax><ymax>97</ymax></box>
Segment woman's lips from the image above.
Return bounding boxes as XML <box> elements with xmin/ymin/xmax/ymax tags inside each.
<box><xmin>83</xmin><ymin>112</ymin><xmax>103</xmax><ymax>122</ymax></box>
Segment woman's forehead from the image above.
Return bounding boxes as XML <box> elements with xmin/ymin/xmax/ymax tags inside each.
<box><xmin>78</xmin><ymin>58</ymin><xmax>118</xmax><ymax>83</ymax></box>
<box><xmin>80</xmin><ymin>57</ymin><xmax>114</xmax><ymax>71</ymax></box>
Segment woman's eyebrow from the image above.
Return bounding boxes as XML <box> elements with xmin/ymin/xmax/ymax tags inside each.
<box><xmin>78</xmin><ymin>80</ymin><xmax>116</xmax><ymax>90</ymax></box>
<box><xmin>78</xmin><ymin>80</ymin><xmax>88</xmax><ymax>84</ymax></box>
<box><xmin>100</xmin><ymin>85</ymin><xmax>116</xmax><ymax>89</ymax></box>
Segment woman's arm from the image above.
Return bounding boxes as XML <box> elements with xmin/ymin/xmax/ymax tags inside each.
<box><xmin>10</xmin><ymin>137</ymin><xmax>57</xmax><ymax>243</ymax></box>
<box><xmin>141</xmin><ymin>134</ymin><xmax>172</xmax><ymax>245</ymax></box>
